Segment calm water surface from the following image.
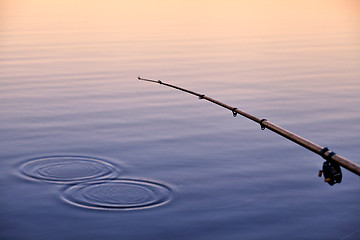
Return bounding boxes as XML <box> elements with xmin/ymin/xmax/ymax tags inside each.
<box><xmin>1</xmin><ymin>1</ymin><xmax>360</xmax><ymax>239</ymax></box>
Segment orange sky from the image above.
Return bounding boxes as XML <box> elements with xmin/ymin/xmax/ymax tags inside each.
<box><xmin>2</xmin><ymin>0</ymin><xmax>359</xmax><ymax>39</ymax></box>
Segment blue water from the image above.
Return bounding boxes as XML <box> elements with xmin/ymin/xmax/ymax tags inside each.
<box><xmin>1</xmin><ymin>1</ymin><xmax>360</xmax><ymax>239</ymax></box>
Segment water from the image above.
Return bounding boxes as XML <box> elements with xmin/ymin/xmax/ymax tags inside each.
<box><xmin>1</xmin><ymin>1</ymin><xmax>360</xmax><ymax>239</ymax></box>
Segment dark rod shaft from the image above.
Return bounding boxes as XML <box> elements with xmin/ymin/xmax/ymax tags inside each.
<box><xmin>138</xmin><ymin>77</ymin><xmax>360</xmax><ymax>176</ymax></box>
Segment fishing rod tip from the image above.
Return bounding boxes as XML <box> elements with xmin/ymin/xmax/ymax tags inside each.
<box><xmin>137</xmin><ymin>77</ymin><xmax>161</xmax><ymax>84</ymax></box>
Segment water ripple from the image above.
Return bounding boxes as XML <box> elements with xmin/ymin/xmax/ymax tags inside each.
<box><xmin>62</xmin><ymin>179</ymin><xmax>174</xmax><ymax>210</ymax></box>
<box><xmin>20</xmin><ymin>156</ymin><xmax>119</xmax><ymax>183</ymax></box>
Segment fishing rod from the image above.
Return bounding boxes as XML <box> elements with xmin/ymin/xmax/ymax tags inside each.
<box><xmin>138</xmin><ymin>77</ymin><xmax>360</xmax><ymax>185</ymax></box>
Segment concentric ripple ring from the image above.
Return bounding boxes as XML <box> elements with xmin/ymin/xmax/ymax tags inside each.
<box><xmin>20</xmin><ymin>156</ymin><xmax>119</xmax><ymax>183</ymax></box>
<box><xmin>61</xmin><ymin>179</ymin><xmax>174</xmax><ymax>210</ymax></box>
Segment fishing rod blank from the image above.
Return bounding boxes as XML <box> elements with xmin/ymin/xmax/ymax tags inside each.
<box><xmin>138</xmin><ymin>77</ymin><xmax>360</xmax><ymax>185</ymax></box>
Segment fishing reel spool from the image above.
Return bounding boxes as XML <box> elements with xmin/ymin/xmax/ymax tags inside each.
<box><xmin>318</xmin><ymin>147</ymin><xmax>342</xmax><ymax>186</ymax></box>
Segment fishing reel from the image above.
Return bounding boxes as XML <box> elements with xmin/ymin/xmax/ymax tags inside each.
<box><xmin>318</xmin><ymin>147</ymin><xmax>342</xmax><ymax>186</ymax></box>
<box><xmin>318</xmin><ymin>160</ymin><xmax>342</xmax><ymax>186</ymax></box>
